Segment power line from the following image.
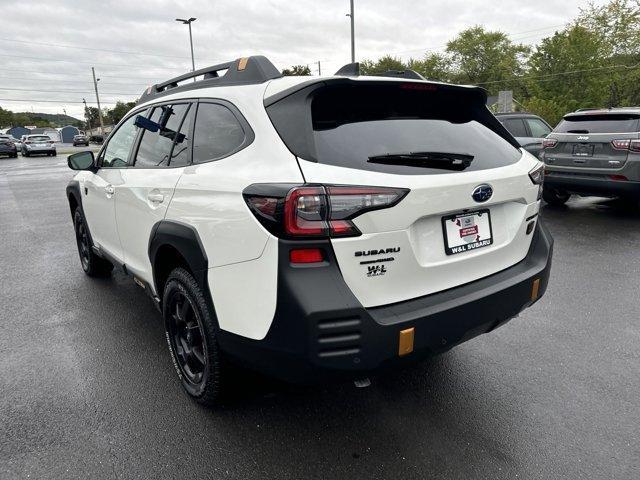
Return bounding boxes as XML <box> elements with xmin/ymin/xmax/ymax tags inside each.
<box><xmin>5</xmin><ymin>68</ymin><xmax>166</xmax><ymax>80</ymax></box>
<box><xmin>0</xmin><ymin>98</ymin><xmax>122</xmax><ymax>104</ymax></box>
<box><xmin>0</xmin><ymin>37</ymin><xmax>197</xmax><ymax>60</ymax></box>
<box><xmin>0</xmin><ymin>76</ymin><xmax>151</xmax><ymax>86</ymax></box>
<box><xmin>0</xmin><ymin>87</ymin><xmax>139</xmax><ymax>95</ymax></box>
<box><xmin>475</xmin><ymin>63</ymin><xmax>640</xmax><ymax>85</ymax></box>
<box><xmin>0</xmin><ymin>53</ymin><xmax>185</xmax><ymax>70</ymax></box>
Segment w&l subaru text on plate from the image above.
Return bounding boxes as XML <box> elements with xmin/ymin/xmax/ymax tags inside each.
<box><xmin>66</xmin><ymin>56</ymin><xmax>553</xmax><ymax>406</ymax></box>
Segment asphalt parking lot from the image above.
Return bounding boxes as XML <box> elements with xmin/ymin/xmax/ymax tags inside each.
<box><xmin>1</xmin><ymin>154</ymin><xmax>638</xmax><ymax>479</ymax></box>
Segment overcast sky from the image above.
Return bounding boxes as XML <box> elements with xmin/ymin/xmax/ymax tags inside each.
<box><xmin>0</xmin><ymin>0</ymin><xmax>606</xmax><ymax>120</ymax></box>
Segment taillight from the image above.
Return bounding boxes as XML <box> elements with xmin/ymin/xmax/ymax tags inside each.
<box><xmin>25</xmin><ymin>141</ymin><xmax>32</xmax><ymax>144</ymax></box>
<box><xmin>542</xmin><ymin>138</ymin><xmax>557</xmax><ymax>149</ymax></box>
<box><xmin>244</xmin><ymin>184</ymin><xmax>409</xmax><ymax>239</ymax></box>
<box><xmin>528</xmin><ymin>164</ymin><xmax>544</xmax><ymax>185</ymax></box>
<box><xmin>48</xmin><ymin>140</ymin><xmax>55</xmax><ymax>144</ymax></box>
<box><xmin>612</xmin><ymin>139</ymin><xmax>640</xmax><ymax>152</ymax></box>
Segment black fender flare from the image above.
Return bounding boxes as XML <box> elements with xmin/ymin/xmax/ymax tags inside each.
<box><xmin>148</xmin><ymin>220</ymin><xmax>211</xmax><ymax>301</ymax></box>
<box><xmin>66</xmin><ymin>180</ymin><xmax>83</xmax><ymax>219</ymax></box>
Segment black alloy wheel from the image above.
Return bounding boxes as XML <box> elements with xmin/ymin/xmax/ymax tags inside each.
<box><xmin>166</xmin><ymin>289</ymin><xmax>207</xmax><ymax>386</ymax></box>
<box><xmin>74</xmin><ymin>212</ymin><xmax>91</xmax><ymax>271</ymax></box>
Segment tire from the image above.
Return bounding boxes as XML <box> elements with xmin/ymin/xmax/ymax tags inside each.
<box><xmin>23</xmin><ymin>151</ymin><xmax>29</xmax><ymax>157</ymax></box>
<box><xmin>163</xmin><ymin>267</ymin><xmax>225</xmax><ymax>407</ymax></box>
<box><xmin>73</xmin><ymin>209</ymin><xmax>113</xmax><ymax>277</ymax></box>
<box><xmin>542</xmin><ymin>186</ymin><xmax>571</xmax><ymax>206</ymax></box>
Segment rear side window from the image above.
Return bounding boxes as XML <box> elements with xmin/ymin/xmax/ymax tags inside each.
<box><xmin>304</xmin><ymin>84</ymin><xmax>521</xmax><ymax>175</ymax></box>
<box><xmin>502</xmin><ymin>118</ymin><xmax>528</xmax><ymax>137</ymax></box>
<box><xmin>526</xmin><ymin>118</ymin><xmax>551</xmax><ymax>138</ymax></box>
<box><xmin>135</xmin><ymin>103</ymin><xmax>190</xmax><ymax>168</ymax></box>
<box><xmin>192</xmin><ymin>103</ymin><xmax>245</xmax><ymax>164</ymax></box>
<box><xmin>555</xmin><ymin>115</ymin><xmax>640</xmax><ymax>134</ymax></box>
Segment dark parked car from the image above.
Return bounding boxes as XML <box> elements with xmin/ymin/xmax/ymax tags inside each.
<box><xmin>73</xmin><ymin>134</ymin><xmax>89</xmax><ymax>147</ymax></box>
<box><xmin>88</xmin><ymin>134</ymin><xmax>104</xmax><ymax>145</ymax></box>
<box><xmin>0</xmin><ymin>136</ymin><xmax>18</xmax><ymax>158</ymax></box>
<box><xmin>496</xmin><ymin>113</ymin><xmax>553</xmax><ymax>158</ymax></box>
<box><xmin>540</xmin><ymin>108</ymin><xmax>640</xmax><ymax>205</ymax></box>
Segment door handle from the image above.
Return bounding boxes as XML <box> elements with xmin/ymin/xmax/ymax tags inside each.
<box><xmin>148</xmin><ymin>192</ymin><xmax>164</xmax><ymax>203</ymax></box>
<box><xmin>104</xmin><ymin>185</ymin><xmax>115</xmax><ymax>196</ymax></box>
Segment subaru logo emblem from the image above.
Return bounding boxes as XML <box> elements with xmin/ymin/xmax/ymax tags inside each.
<box><xmin>472</xmin><ymin>184</ymin><xmax>493</xmax><ymax>203</ymax></box>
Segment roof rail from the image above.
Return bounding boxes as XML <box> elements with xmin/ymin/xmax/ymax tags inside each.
<box><xmin>138</xmin><ymin>55</ymin><xmax>282</xmax><ymax>103</ymax></box>
<box><xmin>575</xmin><ymin>108</ymin><xmax>601</xmax><ymax>112</ymax></box>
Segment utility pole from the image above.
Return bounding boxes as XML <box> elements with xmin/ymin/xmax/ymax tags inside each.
<box><xmin>317</xmin><ymin>61</ymin><xmax>321</xmax><ymax>76</ymax></box>
<box><xmin>346</xmin><ymin>0</ymin><xmax>355</xmax><ymax>63</ymax></box>
<box><xmin>176</xmin><ymin>17</ymin><xmax>197</xmax><ymax>79</ymax></box>
<box><xmin>91</xmin><ymin>67</ymin><xmax>104</xmax><ymax>134</ymax></box>
<box><xmin>82</xmin><ymin>98</ymin><xmax>92</xmax><ymax>133</ymax></box>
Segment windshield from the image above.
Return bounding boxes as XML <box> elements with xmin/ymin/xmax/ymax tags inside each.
<box><xmin>555</xmin><ymin>115</ymin><xmax>640</xmax><ymax>134</ymax></box>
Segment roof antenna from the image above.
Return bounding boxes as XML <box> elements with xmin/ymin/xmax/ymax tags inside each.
<box><xmin>335</xmin><ymin>62</ymin><xmax>360</xmax><ymax>77</ymax></box>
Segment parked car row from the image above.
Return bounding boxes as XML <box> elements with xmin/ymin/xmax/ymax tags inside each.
<box><xmin>498</xmin><ymin>108</ymin><xmax>640</xmax><ymax>207</ymax></box>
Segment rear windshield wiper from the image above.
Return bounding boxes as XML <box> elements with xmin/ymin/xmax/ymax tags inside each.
<box><xmin>368</xmin><ymin>151</ymin><xmax>474</xmax><ymax>171</ymax></box>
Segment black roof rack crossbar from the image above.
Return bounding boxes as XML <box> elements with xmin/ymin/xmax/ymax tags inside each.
<box><xmin>373</xmin><ymin>69</ymin><xmax>425</xmax><ymax>80</ymax></box>
<box><xmin>334</xmin><ymin>63</ymin><xmax>425</xmax><ymax>81</ymax></box>
<box><xmin>139</xmin><ymin>55</ymin><xmax>282</xmax><ymax>103</ymax></box>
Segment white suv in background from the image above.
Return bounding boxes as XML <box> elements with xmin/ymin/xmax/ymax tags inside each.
<box><xmin>66</xmin><ymin>56</ymin><xmax>553</xmax><ymax>406</ymax></box>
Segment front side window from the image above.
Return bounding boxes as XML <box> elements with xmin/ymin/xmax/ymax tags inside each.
<box><xmin>135</xmin><ymin>103</ymin><xmax>190</xmax><ymax>168</ymax></box>
<box><xmin>192</xmin><ymin>103</ymin><xmax>245</xmax><ymax>164</ymax></box>
<box><xmin>527</xmin><ymin>118</ymin><xmax>551</xmax><ymax>138</ymax></box>
<box><xmin>101</xmin><ymin>114</ymin><xmax>139</xmax><ymax>168</ymax></box>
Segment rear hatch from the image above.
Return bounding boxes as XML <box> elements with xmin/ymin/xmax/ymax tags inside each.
<box><xmin>545</xmin><ymin>113</ymin><xmax>640</xmax><ymax>170</ymax></box>
<box><xmin>265</xmin><ymin>79</ymin><xmax>541</xmax><ymax>307</ymax></box>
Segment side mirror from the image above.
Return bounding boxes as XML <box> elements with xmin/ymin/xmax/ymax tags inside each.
<box><xmin>68</xmin><ymin>151</ymin><xmax>95</xmax><ymax>170</ymax></box>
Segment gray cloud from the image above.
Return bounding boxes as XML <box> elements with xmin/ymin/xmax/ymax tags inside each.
<box><xmin>0</xmin><ymin>0</ymin><xmax>605</xmax><ymax>119</ymax></box>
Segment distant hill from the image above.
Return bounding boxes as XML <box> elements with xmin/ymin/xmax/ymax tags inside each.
<box><xmin>0</xmin><ymin>105</ymin><xmax>84</xmax><ymax>129</ymax></box>
<box><xmin>14</xmin><ymin>112</ymin><xmax>84</xmax><ymax>128</ymax></box>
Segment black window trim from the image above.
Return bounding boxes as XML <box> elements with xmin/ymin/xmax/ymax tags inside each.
<box><xmin>191</xmin><ymin>98</ymin><xmax>255</xmax><ymax>165</ymax></box>
<box><xmin>96</xmin><ymin>97</ymin><xmax>254</xmax><ymax>169</ymax></box>
<box><xmin>96</xmin><ymin>107</ymin><xmax>149</xmax><ymax>169</ymax></box>
<box><xmin>129</xmin><ymin>101</ymin><xmax>195</xmax><ymax>170</ymax></box>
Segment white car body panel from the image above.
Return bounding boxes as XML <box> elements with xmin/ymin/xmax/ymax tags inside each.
<box><xmin>115</xmin><ymin>168</ymin><xmax>185</xmax><ymax>284</ymax></box>
<box><xmin>298</xmin><ymin>151</ymin><xmax>541</xmax><ymax>307</ymax></box>
<box><xmin>208</xmin><ymin>235</ymin><xmax>279</xmax><ymax>340</ymax></box>
<box><xmin>81</xmin><ymin>168</ymin><xmax>124</xmax><ymax>262</ymax></box>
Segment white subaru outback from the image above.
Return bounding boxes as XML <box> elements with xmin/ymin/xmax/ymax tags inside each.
<box><xmin>66</xmin><ymin>56</ymin><xmax>553</xmax><ymax>406</ymax></box>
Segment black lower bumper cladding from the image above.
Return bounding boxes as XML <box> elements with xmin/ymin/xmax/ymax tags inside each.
<box><xmin>218</xmin><ymin>222</ymin><xmax>554</xmax><ymax>383</ymax></box>
<box><xmin>546</xmin><ymin>173</ymin><xmax>640</xmax><ymax>198</ymax></box>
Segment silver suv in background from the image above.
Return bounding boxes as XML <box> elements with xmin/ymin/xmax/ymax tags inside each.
<box><xmin>541</xmin><ymin>108</ymin><xmax>640</xmax><ymax>205</ymax></box>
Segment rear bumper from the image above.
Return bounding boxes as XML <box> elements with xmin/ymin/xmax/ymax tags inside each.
<box><xmin>545</xmin><ymin>171</ymin><xmax>640</xmax><ymax>198</ymax></box>
<box><xmin>218</xmin><ymin>222</ymin><xmax>554</xmax><ymax>384</ymax></box>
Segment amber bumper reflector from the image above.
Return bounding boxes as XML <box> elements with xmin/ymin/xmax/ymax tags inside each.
<box><xmin>531</xmin><ymin>278</ymin><xmax>540</xmax><ymax>301</ymax></box>
<box><xmin>398</xmin><ymin>328</ymin><xmax>414</xmax><ymax>356</ymax></box>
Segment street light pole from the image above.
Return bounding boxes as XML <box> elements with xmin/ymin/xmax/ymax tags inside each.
<box><xmin>176</xmin><ymin>17</ymin><xmax>197</xmax><ymax>79</ymax></box>
<box><xmin>347</xmin><ymin>0</ymin><xmax>355</xmax><ymax>63</ymax></box>
<box><xmin>91</xmin><ymin>67</ymin><xmax>104</xmax><ymax>134</ymax></box>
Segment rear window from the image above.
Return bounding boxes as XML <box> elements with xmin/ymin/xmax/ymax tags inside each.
<box><xmin>29</xmin><ymin>136</ymin><xmax>50</xmax><ymax>141</ymax></box>
<box><xmin>311</xmin><ymin>85</ymin><xmax>521</xmax><ymax>175</ymax></box>
<box><xmin>555</xmin><ymin>115</ymin><xmax>640</xmax><ymax>134</ymax></box>
<box><xmin>268</xmin><ymin>82</ymin><xmax>522</xmax><ymax>175</ymax></box>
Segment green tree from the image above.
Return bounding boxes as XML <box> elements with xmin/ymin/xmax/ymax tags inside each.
<box><xmin>525</xmin><ymin>25</ymin><xmax>609</xmax><ymax>123</ymax></box>
<box><xmin>445</xmin><ymin>26</ymin><xmax>530</xmax><ymax>94</ymax></box>
<box><xmin>0</xmin><ymin>106</ymin><xmax>13</xmax><ymax>127</ymax></box>
<box><xmin>107</xmin><ymin>101</ymin><xmax>137</xmax><ymax>125</ymax></box>
<box><xmin>409</xmin><ymin>53</ymin><xmax>453</xmax><ymax>82</ymax></box>
<box><xmin>360</xmin><ymin>55</ymin><xmax>407</xmax><ymax>75</ymax></box>
<box><xmin>281</xmin><ymin>65</ymin><xmax>311</xmax><ymax>76</ymax></box>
